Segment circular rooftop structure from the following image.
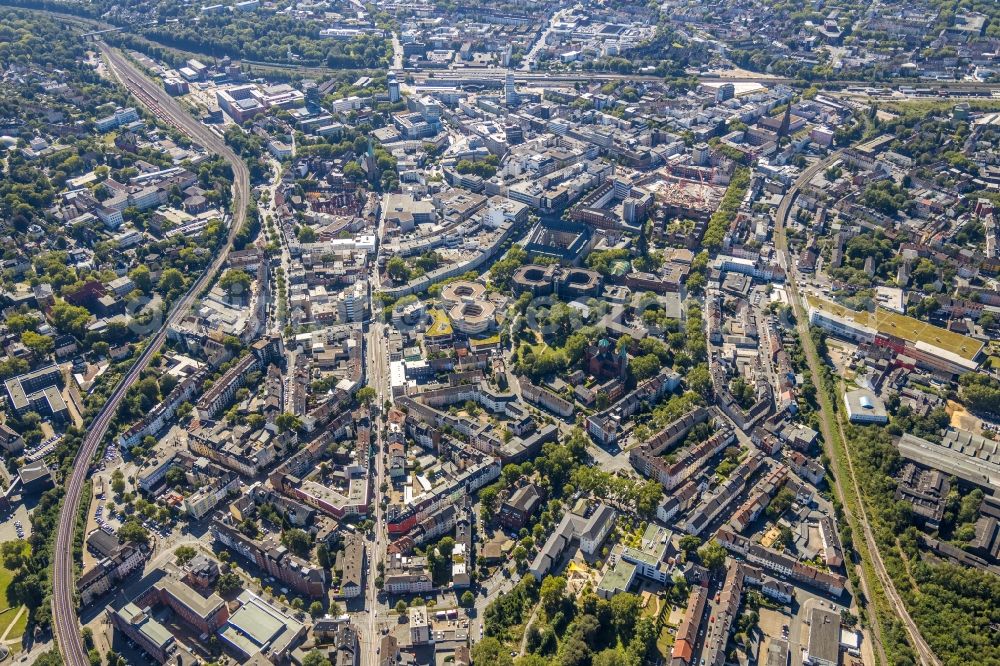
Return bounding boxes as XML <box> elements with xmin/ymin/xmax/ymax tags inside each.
<box><xmin>448</xmin><ymin>299</ymin><xmax>496</xmax><ymax>335</ymax></box>
<box><xmin>558</xmin><ymin>267</ymin><xmax>603</xmax><ymax>294</ymax></box>
<box><xmin>441</xmin><ymin>280</ymin><xmax>486</xmax><ymax>308</ymax></box>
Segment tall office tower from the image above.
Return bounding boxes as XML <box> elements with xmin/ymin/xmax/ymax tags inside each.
<box><xmin>504</xmin><ymin>71</ymin><xmax>518</xmax><ymax>107</ymax></box>
<box><xmin>388</xmin><ymin>73</ymin><xmax>401</xmax><ymax>103</ymax></box>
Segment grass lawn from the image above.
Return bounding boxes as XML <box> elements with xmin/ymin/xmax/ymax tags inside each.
<box><xmin>470</xmin><ymin>333</ymin><xmax>501</xmax><ymax>349</ymax></box>
<box><xmin>3</xmin><ymin>606</ymin><xmax>27</xmax><ymax>643</ymax></box>
<box><xmin>522</xmin><ymin>340</ymin><xmax>550</xmax><ymax>354</ymax></box>
<box><xmin>0</xmin><ymin>564</ymin><xmax>14</xmax><ymax>608</ymax></box>
<box><xmin>656</xmin><ymin>625</ymin><xmax>675</xmax><ymax>660</ymax></box>
<box><xmin>640</xmin><ymin>595</ymin><xmax>663</xmax><ymax>619</ymax></box>
<box><xmin>877</xmin><ymin>99</ymin><xmax>1000</xmax><ymax>119</ymax></box>
<box><xmin>427</xmin><ymin>308</ymin><xmax>453</xmax><ymax>338</ymax></box>
<box><xmin>0</xmin><ymin>562</ymin><xmax>26</xmax><ymax>641</ymax></box>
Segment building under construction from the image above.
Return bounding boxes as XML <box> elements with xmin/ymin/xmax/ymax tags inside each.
<box><xmin>647</xmin><ymin>169</ymin><xmax>726</xmax><ymax>247</ymax></box>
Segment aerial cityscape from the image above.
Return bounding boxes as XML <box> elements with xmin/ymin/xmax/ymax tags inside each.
<box><xmin>0</xmin><ymin>1</ymin><xmax>998</xmax><ymax>665</ymax></box>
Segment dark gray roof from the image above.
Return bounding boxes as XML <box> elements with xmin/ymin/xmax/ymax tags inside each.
<box><xmin>807</xmin><ymin>608</ymin><xmax>840</xmax><ymax>665</ymax></box>
<box><xmin>87</xmin><ymin>529</ymin><xmax>121</xmax><ymax>559</ymax></box>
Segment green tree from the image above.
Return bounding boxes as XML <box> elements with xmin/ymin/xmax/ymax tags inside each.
<box><xmin>302</xmin><ymin>651</ymin><xmax>332</xmax><ymax>666</ymax></box>
<box><xmin>174</xmin><ymin>545</ymin><xmax>197</xmax><ymax>565</ymax></box>
<box><xmin>239</xmin><ymin>518</ymin><xmax>259</xmax><ymax>538</ymax></box>
<box><xmin>697</xmin><ymin>539</ymin><xmax>727</xmax><ymax>571</ymax></box>
<box><xmin>415</xmin><ymin>251</ymin><xmax>441</xmax><ymax>271</ymax></box>
<box><xmin>471</xmin><ymin>638</ymin><xmax>514</xmax><ymax>666</ymax></box>
<box><xmin>1</xmin><ymin>541</ymin><xmax>31</xmax><ymax>571</ymax></box>
<box><xmin>164</xmin><ymin>468</ymin><xmax>186</xmax><ymax>494</ymax></box>
<box><xmin>479</xmin><ymin>485</ymin><xmax>500</xmax><ymax>522</ymax></box>
<box><xmin>386</xmin><ymin>256</ymin><xmax>411</xmax><ymax>282</ymax></box>
<box><xmin>223</xmin><ymin>335</ymin><xmax>243</xmax><ymax>354</ymax></box>
<box><xmin>343</xmin><ymin>161</ymin><xmax>365</xmax><ymax>180</ymax></box>
<box><xmin>105</xmin><ymin>651</ymin><xmax>126</xmax><ymax>666</ymax></box>
<box><xmin>129</xmin><ymin>265</ymin><xmax>153</xmax><ymax>293</ymax></box>
<box><xmin>703</xmin><ymin>167</ymin><xmax>750</xmax><ymax>250</ymax></box>
<box><xmin>5</xmin><ymin>314</ymin><xmax>38</xmax><ymax>334</ymax></box>
<box><xmin>0</xmin><ymin>356</ymin><xmax>28</xmax><ymax>380</ymax></box>
<box><xmin>686</xmin><ymin>364</ymin><xmax>712</xmax><ymax>396</ymax></box>
<box><xmin>297</xmin><ymin>225</ymin><xmax>318</xmax><ymax>243</ymax></box>
<box><xmin>678</xmin><ymin>534</ymin><xmax>702</xmax><ymax>557</ymax></box>
<box><xmin>585</xmin><ymin>248</ymin><xmax>630</xmax><ymax>275</ymax></box>
<box><xmin>686</xmin><ymin>270</ymin><xmax>706</xmax><ymax>295</ymax></box>
<box><xmin>592</xmin><ymin>647</ymin><xmax>629</xmax><ymax>666</ymax></box>
<box><xmin>158</xmin><ymin>268</ymin><xmax>185</xmax><ymax>293</ymax></box>
<box><xmin>275</xmin><ymin>412</ymin><xmax>302</xmax><ymax>433</ymax></box>
<box><xmin>437</xmin><ymin>536</ymin><xmax>456</xmax><ymax>559</ymax></box>
<box><xmin>629</xmin><ymin>353</ymin><xmax>661</xmax><ymax>381</ymax></box>
<box><xmin>489</xmin><ymin>246</ymin><xmax>528</xmax><ymax>291</ymax></box>
<box><xmin>317</xmin><ymin>543</ymin><xmax>333</xmax><ymax>569</ymax></box>
<box><xmin>118</xmin><ymin>519</ymin><xmax>150</xmax><ymax>546</ymax></box>
<box><xmin>517</xmin><ymin>655</ymin><xmax>551</xmax><ymax>666</ymax></box>
<box><xmin>958</xmin><ymin>488</ymin><xmax>984</xmax><ymax>524</ymax></box>
<box><xmin>50</xmin><ymin>301</ymin><xmax>92</xmax><ymax>337</ymax></box>
<box><xmin>20</xmin><ymin>331</ymin><xmax>53</xmax><ymax>356</ymax></box>
<box><xmin>609</xmin><ymin>592</ymin><xmax>641</xmax><ymax>638</ymax></box>
<box><xmin>560</xmin><ymin>635</ymin><xmax>592</xmax><ymax>666</ymax></box>
<box><xmin>539</xmin><ymin>574</ymin><xmax>567</xmax><ymax>617</ymax></box>
<box><xmin>215</xmin><ymin>572</ymin><xmax>242</xmax><ymax>594</ymax></box>
<box><xmin>281</xmin><ymin>528</ymin><xmax>313</xmax><ymax>558</ymax></box>
<box><xmin>219</xmin><ymin>268</ymin><xmax>252</xmax><ymax>296</ymax></box>
<box><xmin>766</xmin><ymin>487</ymin><xmax>794</xmax><ymax>519</ymax></box>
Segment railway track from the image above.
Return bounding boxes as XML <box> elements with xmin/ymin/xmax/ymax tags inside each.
<box><xmin>50</xmin><ymin>44</ymin><xmax>250</xmax><ymax>666</ymax></box>
<box><xmin>5</xmin><ymin>1</ymin><xmax>999</xmax><ymax>94</ymax></box>
<box><xmin>774</xmin><ymin>154</ymin><xmax>941</xmax><ymax>666</ymax></box>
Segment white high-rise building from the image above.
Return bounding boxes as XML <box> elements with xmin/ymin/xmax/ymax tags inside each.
<box><xmin>504</xmin><ymin>71</ymin><xmax>518</xmax><ymax>107</ymax></box>
<box><xmin>337</xmin><ymin>280</ymin><xmax>368</xmax><ymax>323</ymax></box>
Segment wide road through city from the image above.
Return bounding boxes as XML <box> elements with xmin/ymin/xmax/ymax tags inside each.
<box><xmin>51</xmin><ymin>43</ymin><xmax>250</xmax><ymax>666</ymax></box>
<box><xmin>774</xmin><ymin>152</ymin><xmax>941</xmax><ymax>666</ymax></box>
<box><xmin>360</xmin><ymin>319</ymin><xmax>389</xmax><ymax>666</ymax></box>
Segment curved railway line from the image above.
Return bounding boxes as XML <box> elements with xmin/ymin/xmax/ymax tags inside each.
<box><xmin>50</xmin><ymin>43</ymin><xmax>250</xmax><ymax>666</ymax></box>
<box><xmin>774</xmin><ymin>155</ymin><xmax>941</xmax><ymax>666</ymax></box>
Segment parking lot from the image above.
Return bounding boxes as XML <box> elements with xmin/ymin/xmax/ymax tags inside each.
<box><xmin>0</xmin><ymin>503</ymin><xmax>31</xmax><ymax>544</ymax></box>
<box><xmin>22</xmin><ymin>434</ymin><xmax>61</xmax><ymax>463</ymax></box>
<box><xmin>83</xmin><ymin>442</ymin><xmax>128</xmax><ymax>568</ymax></box>
<box><xmin>759</xmin><ymin>606</ymin><xmax>793</xmax><ymax>662</ymax></box>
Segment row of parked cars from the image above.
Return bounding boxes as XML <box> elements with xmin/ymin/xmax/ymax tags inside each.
<box><xmin>95</xmin><ymin>504</ymin><xmax>116</xmax><ymax>536</ymax></box>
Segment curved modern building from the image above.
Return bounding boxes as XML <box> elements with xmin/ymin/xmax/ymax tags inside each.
<box><xmin>440</xmin><ymin>280</ymin><xmax>487</xmax><ymax>308</ymax></box>
<box><xmin>448</xmin><ymin>299</ymin><xmax>496</xmax><ymax>335</ymax></box>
